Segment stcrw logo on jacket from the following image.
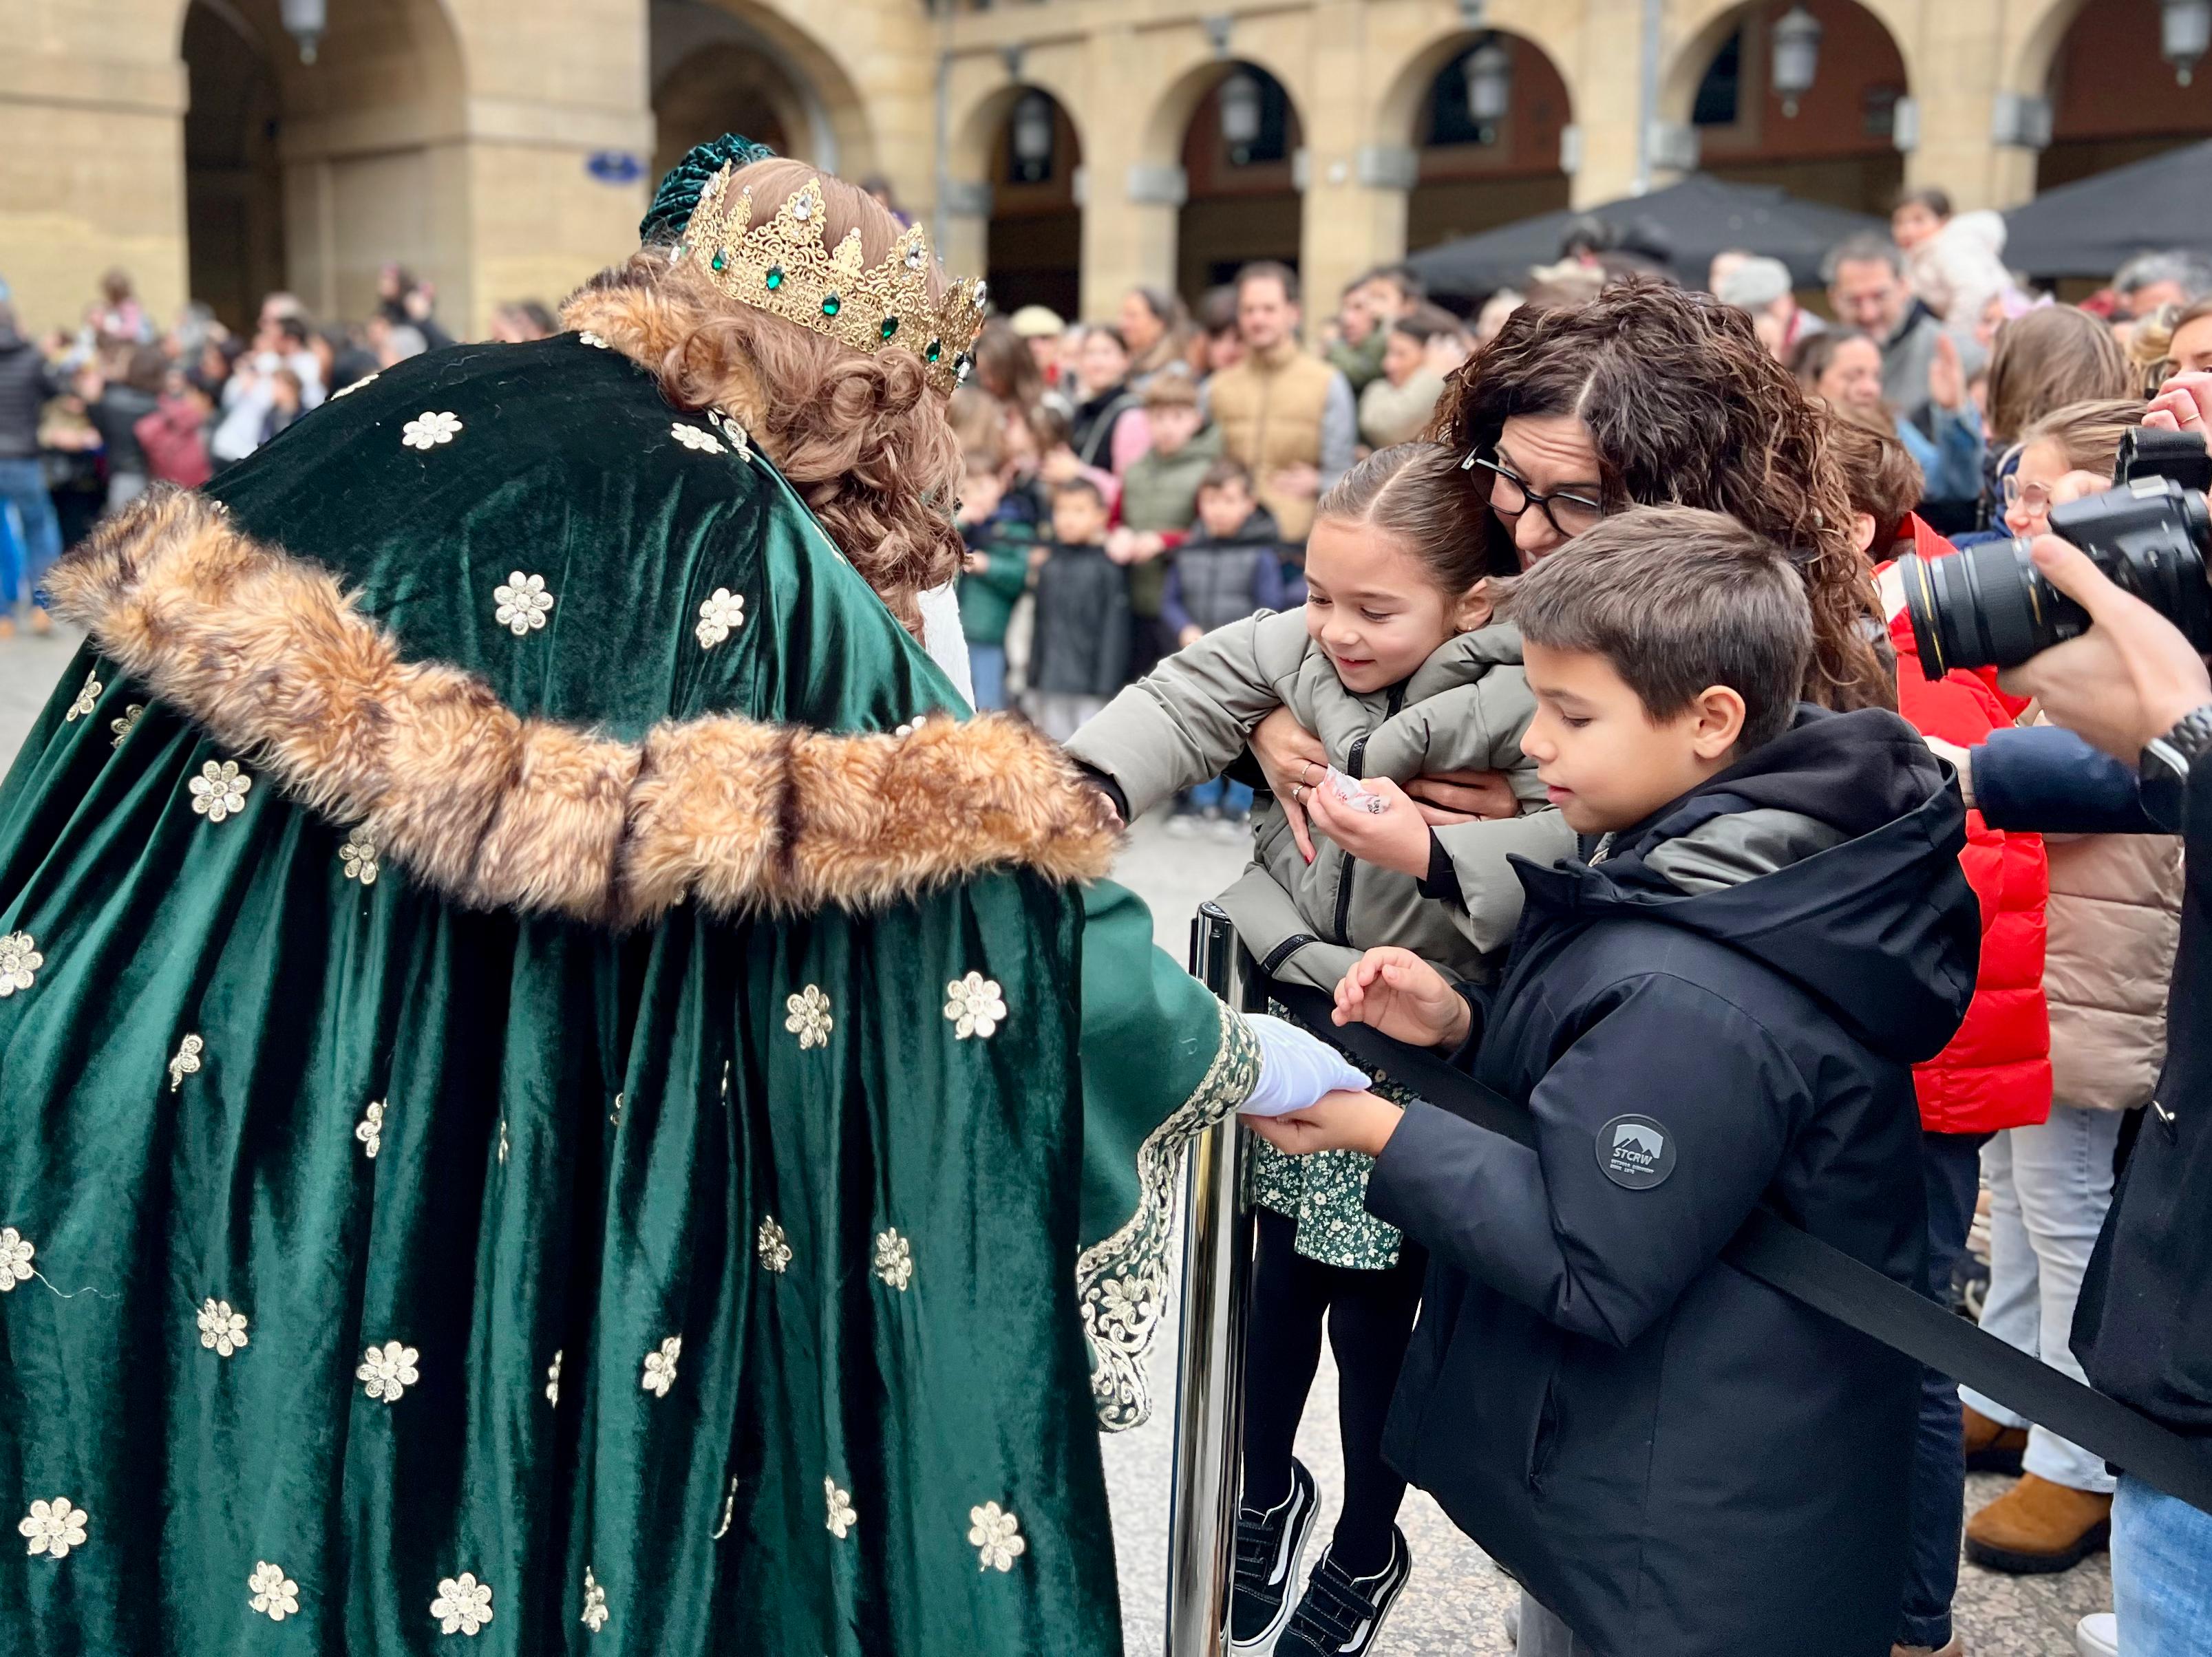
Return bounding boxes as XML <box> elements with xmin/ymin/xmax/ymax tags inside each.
<box><xmin>1597</xmin><ymin>1115</ymin><xmax>1677</xmax><ymax>1190</ymax></box>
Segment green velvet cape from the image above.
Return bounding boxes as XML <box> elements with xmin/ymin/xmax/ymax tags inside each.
<box><xmin>0</xmin><ymin>330</ymin><xmax>1256</xmax><ymax>1655</ymax></box>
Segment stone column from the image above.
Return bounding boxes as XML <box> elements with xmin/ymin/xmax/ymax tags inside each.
<box><xmin>1297</xmin><ymin>2</ymin><xmax>1409</xmax><ymax>322</ymax></box>
<box><xmin>1074</xmin><ymin>25</ymin><xmax>1180</xmax><ymax>319</ymax></box>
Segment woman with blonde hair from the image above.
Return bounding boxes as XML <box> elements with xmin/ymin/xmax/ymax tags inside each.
<box><xmin>0</xmin><ymin>136</ymin><xmax>1359</xmax><ymax>1655</ymax></box>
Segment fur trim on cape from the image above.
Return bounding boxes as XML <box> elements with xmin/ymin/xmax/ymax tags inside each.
<box><xmin>48</xmin><ymin>488</ymin><xmax>1119</xmax><ymax>928</ymax></box>
<box><xmin>560</xmin><ymin>279</ymin><xmax>774</xmax><ymax>438</ymax></box>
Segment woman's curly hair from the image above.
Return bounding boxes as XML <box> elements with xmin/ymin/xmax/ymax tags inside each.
<box><xmin>1427</xmin><ymin>277</ymin><xmax>1893</xmax><ymax>712</ymax></box>
<box><xmin>566</xmin><ymin>158</ymin><xmax>964</xmax><ymax>634</ymax></box>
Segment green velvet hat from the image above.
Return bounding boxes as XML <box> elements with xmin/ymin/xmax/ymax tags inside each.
<box><xmin>639</xmin><ymin>133</ymin><xmax>780</xmax><ymax>247</ymax></box>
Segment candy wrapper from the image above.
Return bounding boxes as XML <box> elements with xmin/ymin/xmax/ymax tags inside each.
<box><xmin>1323</xmin><ymin>767</ymin><xmax>1390</xmax><ymax>815</ymax></box>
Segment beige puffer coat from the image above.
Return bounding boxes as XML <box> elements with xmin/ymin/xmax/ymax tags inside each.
<box><xmin>1067</xmin><ymin>610</ymin><xmax>1573</xmax><ymax>992</ymax></box>
<box><xmin>2043</xmin><ymin>829</ymin><xmax>2182</xmax><ymax>1111</ymax></box>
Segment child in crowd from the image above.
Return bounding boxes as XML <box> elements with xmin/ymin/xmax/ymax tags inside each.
<box><xmin>1838</xmin><ymin>411</ymin><xmax>2051</xmax><ymax>1656</ymax></box>
<box><xmin>1256</xmin><ymin>507</ymin><xmax>1980</xmax><ymax>1657</ymax></box>
<box><xmin>1153</xmin><ymin>460</ymin><xmax>1288</xmax><ymax>837</ymax></box>
<box><xmin>1111</xmin><ymin>368</ymin><xmax>1222</xmax><ymax>677</ymax></box>
<box><xmin>1025</xmin><ymin>476</ymin><xmax>1130</xmax><ymax>741</ymax></box>
<box><xmin>1067</xmin><ymin>442</ymin><xmax>1573</xmax><ymax>1657</ymax></box>
<box><xmin>955</xmin><ymin>442</ymin><xmax>1037</xmax><ymax>712</ymax></box>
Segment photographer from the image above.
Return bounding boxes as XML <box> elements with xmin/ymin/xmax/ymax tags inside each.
<box><xmin>1935</xmin><ymin>374</ymin><xmax>2212</xmax><ymax>1649</ymax></box>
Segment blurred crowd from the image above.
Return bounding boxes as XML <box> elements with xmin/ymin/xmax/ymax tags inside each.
<box><xmin>0</xmin><ymin>264</ymin><xmax>560</xmax><ymax>639</ymax></box>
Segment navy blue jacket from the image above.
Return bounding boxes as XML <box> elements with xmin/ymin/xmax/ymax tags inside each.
<box><xmin>1368</xmin><ymin>707</ymin><xmax>1980</xmax><ymax>1656</ymax></box>
<box><xmin>1972</xmin><ymin>724</ymin><xmax>2162</xmax><ymax>835</ymax></box>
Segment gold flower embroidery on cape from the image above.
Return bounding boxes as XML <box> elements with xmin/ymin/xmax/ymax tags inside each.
<box><xmin>756</xmin><ymin>1215</ymin><xmax>792</xmax><ymax>1274</ymax></box>
<box><xmin>873</xmin><ymin>1229</ymin><xmax>913</xmax><ymax>1292</ymax></box>
<box><xmin>545</xmin><ymin>1349</ymin><xmax>562</xmax><ymax>1407</ymax></box>
<box><xmin>825</xmin><ymin>1479</ymin><xmax>857</xmax><ymax>1540</ymax></box>
<box><xmin>401</xmin><ymin>410</ymin><xmax>463</xmax><ymax>451</ymax></box>
<box><xmin>431</xmin><ymin>1572</ymin><xmax>493</xmax><ymax>1636</ymax></box>
<box><xmin>341</xmin><ymin>832</ymin><xmax>380</xmax><ymax>885</ymax></box>
<box><xmin>0</xmin><ymin>932</ymin><xmax>42</xmax><ymax>997</ymax></box>
<box><xmin>0</xmin><ymin>1227</ymin><xmax>33</xmax><ymax>1292</ymax></box>
<box><xmin>18</xmin><ymin>1497</ymin><xmax>88</xmax><ymax>1560</ymax></box>
<box><xmin>356</xmin><ymin>1099</ymin><xmax>386</xmax><ymax>1159</ymax></box>
<box><xmin>493</xmin><ymin>572</ymin><xmax>553</xmax><ymax>636</ymax></box>
<box><xmin>944</xmin><ymin>973</ymin><xmax>1008</xmax><ymax>1040</ymax></box>
<box><xmin>357</xmin><ymin>1340</ymin><xmax>421</xmax><ymax>1403</ymax></box>
<box><xmin>197</xmin><ymin>1297</ymin><xmax>249</xmax><ymax>1358</ymax></box>
<box><xmin>109</xmin><ymin>703</ymin><xmax>144</xmax><ymax>748</ymax></box>
<box><xmin>695</xmin><ymin>588</ymin><xmax>745</xmax><ymax>650</ymax></box>
<box><xmin>187</xmin><ymin>759</ymin><xmax>252</xmax><ymax>822</ymax></box>
<box><xmin>581</xmin><ymin>1567</ymin><xmax>608</xmax><ymax>1633</ymax></box>
<box><xmin>64</xmin><ymin>672</ymin><xmax>100</xmax><ymax>723</ymax></box>
<box><xmin>641</xmin><ymin>1335</ymin><xmax>681</xmax><ymax>1398</ymax></box>
<box><xmin>248</xmin><ymin>1561</ymin><xmax>300</xmax><ymax>1621</ymax></box>
<box><xmin>168</xmin><ymin>1034</ymin><xmax>204</xmax><ymax>1092</ymax></box>
<box><xmin>968</xmin><ymin>1502</ymin><xmax>1025</xmax><ymax>1572</ymax></box>
<box><xmin>784</xmin><ymin>985</ymin><xmax>833</xmax><ymax>1049</ymax></box>
<box><xmin>670</xmin><ymin>422</ymin><xmax>726</xmax><ymax>456</ymax></box>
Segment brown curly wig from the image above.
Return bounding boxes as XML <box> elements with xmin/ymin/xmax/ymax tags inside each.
<box><xmin>561</xmin><ymin>158</ymin><xmax>964</xmax><ymax>635</ymax></box>
<box><xmin>1426</xmin><ymin>277</ymin><xmax>1893</xmax><ymax>712</ymax></box>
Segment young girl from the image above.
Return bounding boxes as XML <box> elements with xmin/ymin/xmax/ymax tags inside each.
<box><xmin>1067</xmin><ymin>442</ymin><xmax>1572</xmax><ymax>1657</ymax></box>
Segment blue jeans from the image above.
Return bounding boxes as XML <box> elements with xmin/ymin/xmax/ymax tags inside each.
<box><xmin>1899</xmin><ymin>1129</ymin><xmax>1991</xmax><ymax>1650</ymax></box>
<box><xmin>969</xmin><ymin>643</ymin><xmax>1008</xmax><ymax>712</ymax></box>
<box><xmin>1181</xmin><ymin>776</ymin><xmax>1254</xmax><ymax>817</ymax></box>
<box><xmin>2114</xmin><ymin>1475</ymin><xmax>2212</xmax><ymax>1654</ymax></box>
<box><xmin>0</xmin><ymin>457</ymin><xmax>62</xmax><ymax>611</ymax></box>
<box><xmin>1959</xmin><ymin>1106</ymin><xmax>2123</xmax><ymax>1494</ymax></box>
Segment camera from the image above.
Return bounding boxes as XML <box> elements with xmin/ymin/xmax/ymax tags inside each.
<box><xmin>1900</xmin><ymin>427</ymin><xmax>2212</xmax><ymax>678</ymax></box>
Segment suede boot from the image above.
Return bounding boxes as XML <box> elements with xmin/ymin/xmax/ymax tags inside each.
<box><xmin>1964</xmin><ymin>1473</ymin><xmax>2112</xmax><ymax>1574</ymax></box>
<box><xmin>1962</xmin><ymin>1404</ymin><xmax>2029</xmax><ymax>1475</ymax></box>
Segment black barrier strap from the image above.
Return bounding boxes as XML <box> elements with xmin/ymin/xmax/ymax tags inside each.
<box><xmin>1264</xmin><ymin>980</ymin><xmax>2212</xmax><ymax>1517</ymax></box>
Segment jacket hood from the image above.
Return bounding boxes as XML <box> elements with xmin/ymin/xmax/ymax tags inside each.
<box><xmin>1515</xmin><ymin>705</ymin><xmax>1979</xmax><ymax>1064</ymax></box>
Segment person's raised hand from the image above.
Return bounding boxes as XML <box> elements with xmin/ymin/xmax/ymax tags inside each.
<box><xmin>1404</xmin><ymin>768</ymin><xmax>1520</xmax><ymax>825</ymax></box>
<box><xmin>1305</xmin><ymin>775</ymin><xmax>1432</xmax><ymax>878</ymax></box>
<box><xmin>2145</xmin><ymin>370</ymin><xmax>2212</xmax><ymax>434</ymax></box>
<box><xmin>1249</xmin><ymin>707</ymin><xmax>1329</xmax><ymax>864</ymax></box>
<box><xmin>1105</xmin><ymin>526</ymin><xmax>1138</xmax><ymax>566</ymax></box>
<box><xmin>1998</xmin><ymin>534</ymin><xmax>2212</xmax><ymax>760</ymax></box>
<box><xmin>1332</xmin><ymin>947</ymin><xmax>1471</xmax><ymax>1050</ymax></box>
<box><xmin>1244</xmin><ymin>1090</ymin><xmax>1405</xmax><ymax>1158</ymax></box>
<box><xmin>1929</xmin><ymin>332</ymin><xmax>1966</xmax><ymax>414</ymax></box>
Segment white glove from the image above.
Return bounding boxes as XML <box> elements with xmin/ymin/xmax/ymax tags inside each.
<box><xmin>1239</xmin><ymin>1013</ymin><xmax>1372</xmax><ymax>1119</ymax></box>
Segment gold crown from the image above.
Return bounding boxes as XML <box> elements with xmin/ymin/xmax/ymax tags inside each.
<box><xmin>672</xmin><ymin>168</ymin><xmax>987</xmax><ymax>394</ymax></box>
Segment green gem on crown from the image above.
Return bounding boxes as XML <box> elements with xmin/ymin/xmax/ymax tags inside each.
<box><xmin>710</xmin><ymin>251</ymin><xmax>726</xmax><ymax>273</ymax></box>
<box><xmin>764</xmin><ymin>266</ymin><xmax>784</xmax><ymax>290</ymax></box>
<box><xmin>880</xmin><ymin>316</ymin><xmax>900</xmax><ymax>341</ymax></box>
<box><xmin>925</xmin><ymin>339</ymin><xmax>942</xmax><ymax>363</ymax></box>
<box><xmin>822</xmin><ymin>294</ymin><xmax>841</xmax><ymax>318</ymax></box>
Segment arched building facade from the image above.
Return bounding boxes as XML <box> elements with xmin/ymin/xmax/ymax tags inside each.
<box><xmin>6</xmin><ymin>0</ymin><xmax>2211</xmax><ymax>334</ymax></box>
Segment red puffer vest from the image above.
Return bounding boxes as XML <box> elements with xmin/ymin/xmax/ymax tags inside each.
<box><xmin>1884</xmin><ymin>518</ymin><xmax>2052</xmax><ymax>1134</ymax></box>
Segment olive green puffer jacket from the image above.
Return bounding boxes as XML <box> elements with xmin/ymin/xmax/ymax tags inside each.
<box><xmin>1067</xmin><ymin>610</ymin><xmax>1574</xmax><ymax>991</ymax></box>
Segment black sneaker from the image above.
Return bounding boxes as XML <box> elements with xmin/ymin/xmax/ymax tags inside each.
<box><xmin>1275</xmin><ymin>1528</ymin><xmax>1413</xmax><ymax>1657</ymax></box>
<box><xmin>1231</xmin><ymin>1458</ymin><xmax>1319</xmax><ymax>1650</ymax></box>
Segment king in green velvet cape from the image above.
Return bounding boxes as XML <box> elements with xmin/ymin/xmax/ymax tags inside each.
<box><xmin>0</xmin><ymin>324</ymin><xmax>1257</xmax><ymax>1654</ymax></box>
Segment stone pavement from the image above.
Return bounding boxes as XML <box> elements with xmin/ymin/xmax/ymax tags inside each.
<box><xmin>0</xmin><ymin>627</ymin><xmax>2112</xmax><ymax>1656</ymax></box>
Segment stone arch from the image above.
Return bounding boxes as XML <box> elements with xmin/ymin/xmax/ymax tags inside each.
<box><xmin>1377</xmin><ymin>27</ymin><xmax>1577</xmax><ymax>250</ymax></box>
<box><xmin>1661</xmin><ymin>0</ymin><xmax>1915</xmax><ymax>214</ymax></box>
<box><xmin>1149</xmin><ymin>57</ymin><xmax>1308</xmax><ymax>302</ymax></box>
<box><xmin>651</xmin><ymin>0</ymin><xmax>876</xmax><ymax>180</ymax></box>
<box><xmin>952</xmin><ymin>83</ymin><xmax>1086</xmax><ymax>319</ymax></box>
<box><xmin>179</xmin><ymin>0</ymin><xmax>470</xmax><ymax>330</ymax></box>
<box><xmin>1137</xmin><ymin>47</ymin><xmax>1313</xmax><ymax>174</ymax></box>
<box><xmin>2025</xmin><ymin>0</ymin><xmax>2212</xmax><ymax>191</ymax></box>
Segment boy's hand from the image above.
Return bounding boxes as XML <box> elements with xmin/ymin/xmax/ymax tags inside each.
<box><xmin>1178</xmin><ymin>625</ymin><xmax>1204</xmax><ymax>648</ymax></box>
<box><xmin>1105</xmin><ymin>527</ymin><xmax>1139</xmax><ymax>566</ymax></box>
<box><xmin>1306</xmin><ymin>775</ymin><xmax>1432</xmax><ymax>879</ymax></box>
<box><xmin>1245</xmin><ymin>1090</ymin><xmax>1404</xmax><ymax>1158</ymax></box>
<box><xmin>1334</xmin><ymin>947</ymin><xmax>1471</xmax><ymax>1049</ymax></box>
<box><xmin>963</xmin><ymin>550</ymin><xmax>992</xmax><ymax>575</ymax></box>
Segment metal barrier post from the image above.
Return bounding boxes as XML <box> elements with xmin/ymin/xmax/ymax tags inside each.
<box><xmin>1165</xmin><ymin>903</ymin><xmax>1260</xmax><ymax>1657</ymax></box>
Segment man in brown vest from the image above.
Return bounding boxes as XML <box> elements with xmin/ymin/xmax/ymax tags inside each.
<box><xmin>1204</xmin><ymin>261</ymin><xmax>1355</xmax><ymax>547</ymax></box>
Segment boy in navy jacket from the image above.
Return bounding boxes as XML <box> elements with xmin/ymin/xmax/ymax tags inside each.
<box><xmin>1250</xmin><ymin>506</ymin><xmax>1982</xmax><ymax>1657</ymax></box>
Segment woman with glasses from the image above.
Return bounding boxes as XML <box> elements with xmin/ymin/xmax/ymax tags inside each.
<box><xmin>1251</xmin><ymin>277</ymin><xmax>1893</xmax><ymax>842</ymax></box>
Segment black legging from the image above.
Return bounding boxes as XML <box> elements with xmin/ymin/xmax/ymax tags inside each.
<box><xmin>1240</xmin><ymin>1206</ymin><xmax>1427</xmax><ymax>1579</ymax></box>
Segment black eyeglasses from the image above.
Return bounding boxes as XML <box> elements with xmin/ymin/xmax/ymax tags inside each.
<box><xmin>1465</xmin><ymin>451</ymin><xmax>1605</xmax><ymax>539</ymax></box>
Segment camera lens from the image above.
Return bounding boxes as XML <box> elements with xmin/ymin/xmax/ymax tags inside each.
<box><xmin>1900</xmin><ymin>540</ymin><xmax>2055</xmax><ymax>680</ymax></box>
